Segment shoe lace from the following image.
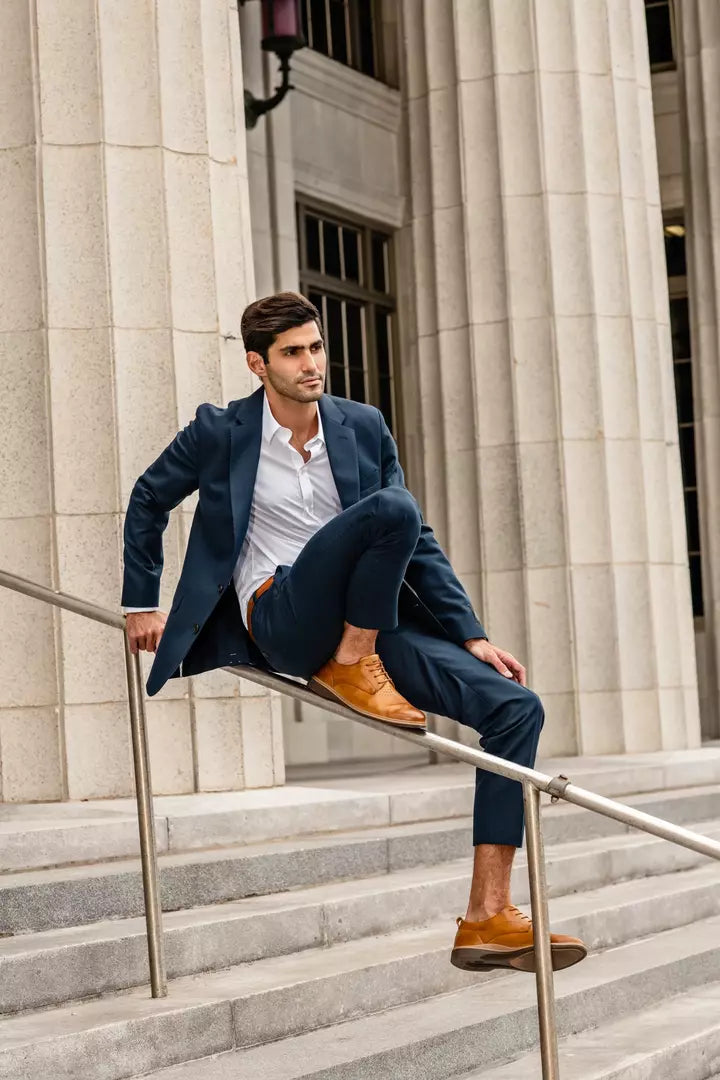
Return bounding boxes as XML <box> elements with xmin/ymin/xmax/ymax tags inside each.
<box><xmin>507</xmin><ymin>905</ymin><xmax>532</xmax><ymax>925</ymax></box>
<box><xmin>365</xmin><ymin>655</ymin><xmax>392</xmax><ymax>691</ymax></box>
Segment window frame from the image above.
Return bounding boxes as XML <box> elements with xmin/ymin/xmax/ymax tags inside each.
<box><xmin>300</xmin><ymin>0</ymin><xmax>386</xmax><ymax>83</ymax></box>
<box><xmin>296</xmin><ymin>197</ymin><xmax>403</xmax><ymax>457</ymax></box>
<box><xmin>645</xmin><ymin>0</ymin><xmax>677</xmax><ymax>73</ymax></box>
<box><xmin>665</xmin><ymin>216</ymin><xmax>704</xmax><ymax>621</ymax></box>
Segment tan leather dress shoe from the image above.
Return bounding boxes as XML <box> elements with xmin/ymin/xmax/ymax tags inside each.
<box><xmin>451</xmin><ymin>906</ymin><xmax>588</xmax><ymax>973</ymax></box>
<box><xmin>308</xmin><ymin>654</ymin><xmax>426</xmax><ymax>730</ymax></box>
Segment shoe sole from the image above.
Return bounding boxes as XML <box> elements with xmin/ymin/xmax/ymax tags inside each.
<box><xmin>307</xmin><ymin>677</ymin><xmax>427</xmax><ymax>732</ymax></box>
<box><xmin>450</xmin><ymin>942</ymin><xmax>588</xmax><ymax>973</ymax></box>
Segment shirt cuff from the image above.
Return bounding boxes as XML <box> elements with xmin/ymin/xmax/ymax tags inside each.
<box><xmin>122</xmin><ymin>607</ymin><xmax>159</xmax><ymax>613</ymax></box>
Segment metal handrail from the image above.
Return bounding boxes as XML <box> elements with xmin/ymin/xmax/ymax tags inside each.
<box><xmin>0</xmin><ymin>569</ymin><xmax>167</xmax><ymax>1000</ymax></box>
<box><xmin>221</xmin><ymin>666</ymin><xmax>720</xmax><ymax>1079</ymax></box>
<box><xmin>3</xmin><ymin>569</ymin><xmax>720</xmax><ymax>1079</ymax></box>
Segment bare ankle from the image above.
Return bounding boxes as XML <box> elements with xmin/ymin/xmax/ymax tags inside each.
<box><xmin>332</xmin><ymin>651</ymin><xmax>369</xmax><ymax>665</ymax></box>
<box><xmin>333</xmin><ymin>623</ymin><xmax>378</xmax><ymax>665</ymax></box>
<box><xmin>464</xmin><ymin>902</ymin><xmax>507</xmax><ymax>924</ymax></box>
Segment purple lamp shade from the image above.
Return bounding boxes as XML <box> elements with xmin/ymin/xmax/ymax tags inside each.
<box><xmin>261</xmin><ymin>0</ymin><xmax>302</xmax><ymax>40</ymax></box>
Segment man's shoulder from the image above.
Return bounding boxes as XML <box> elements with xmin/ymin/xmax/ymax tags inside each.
<box><xmin>193</xmin><ymin>388</ymin><xmax>261</xmax><ymax>428</ymax></box>
<box><xmin>323</xmin><ymin>394</ymin><xmax>380</xmax><ymax>427</ymax></box>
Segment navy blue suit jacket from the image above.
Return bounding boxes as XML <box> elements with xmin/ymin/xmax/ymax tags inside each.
<box><xmin>121</xmin><ymin>387</ymin><xmax>487</xmax><ymax>696</ymax></box>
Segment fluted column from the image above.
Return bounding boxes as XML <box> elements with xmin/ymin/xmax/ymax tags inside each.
<box><xmin>401</xmin><ymin>0</ymin><xmax>700</xmax><ymax>754</ymax></box>
<box><xmin>0</xmin><ymin>0</ymin><xmax>60</xmax><ymax>801</ymax></box>
<box><xmin>0</xmin><ymin>0</ymin><xmax>283</xmax><ymax>801</ymax></box>
<box><xmin>676</xmin><ymin>1</ymin><xmax>720</xmax><ymax>737</ymax></box>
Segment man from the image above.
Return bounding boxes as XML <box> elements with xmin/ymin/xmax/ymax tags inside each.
<box><xmin>122</xmin><ymin>291</ymin><xmax>587</xmax><ymax>973</ymax></box>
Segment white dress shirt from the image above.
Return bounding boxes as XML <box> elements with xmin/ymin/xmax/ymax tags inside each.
<box><xmin>124</xmin><ymin>393</ymin><xmax>343</xmax><ymax>633</ymax></box>
<box><xmin>234</xmin><ymin>393</ymin><xmax>342</xmax><ymax>628</ymax></box>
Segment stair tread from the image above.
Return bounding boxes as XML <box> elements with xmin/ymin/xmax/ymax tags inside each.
<box><xmin>2</xmin><ymin>818</ymin><xmax>719</xmax><ymax>958</ymax></box>
<box><xmin>119</xmin><ymin>913</ymin><xmax>720</xmax><ymax>1079</ymax></box>
<box><xmin>2</xmin><ymin>866</ymin><xmax>720</xmax><ymax>1044</ymax></box>
<box><xmin>0</xmin><ymin>856</ymin><xmax>473</xmax><ymax>954</ymax></box>
<box><xmin>3</xmin><ymin>781</ymin><xmax>719</xmax><ymax>889</ymax></box>
<box><xmin>466</xmin><ymin>979</ymin><xmax>720</xmax><ymax>1078</ymax></box>
<box><xmin>0</xmin><ymin>815</ymin><xmax>473</xmax><ymax>892</ymax></box>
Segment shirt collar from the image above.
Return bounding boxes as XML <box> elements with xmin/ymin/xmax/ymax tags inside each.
<box><xmin>262</xmin><ymin>391</ymin><xmax>325</xmax><ymax>448</ymax></box>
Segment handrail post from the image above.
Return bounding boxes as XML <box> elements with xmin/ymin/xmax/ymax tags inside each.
<box><xmin>523</xmin><ymin>781</ymin><xmax>560</xmax><ymax>1079</ymax></box>
<box><xmin>122</xmin><ymin>636</ymin><xmax>167</xmax><ymax>998</ymax></box>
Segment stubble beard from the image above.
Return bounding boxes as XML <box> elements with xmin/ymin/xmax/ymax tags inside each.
<box><xmin>264</xmin><ymin>367</ymin><xmax>325</xmax><ymax>403</ymax></box>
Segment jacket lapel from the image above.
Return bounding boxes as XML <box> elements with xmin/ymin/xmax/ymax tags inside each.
<box><xmin>320</xmin><ymin>396</ymin><xmax>360</xmax><ymax>509</ymax></box>
<box><xmin>229</xmin><ymin>387</ymin><xmax>264</xmax><ymax>554</ymax></box>
<box><xmin>228</xmin><ymin>390</ymin><xmax>361</xmax><ymax>553</ymax></box>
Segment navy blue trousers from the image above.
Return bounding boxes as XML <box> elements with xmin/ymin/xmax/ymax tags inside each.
<box><xmin>250</xmin><ymin>488</ymin><xmax>544</xmax><ymax>847</ymax></box>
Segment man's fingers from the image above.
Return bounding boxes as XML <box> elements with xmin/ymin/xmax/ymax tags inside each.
<box><xmin>491</xmin><ymin>654</ymin><xmax>513</xmax><ymax>679</ymax></box>
<box><xmin>126</xmin><ymin>614</ymin><xmax>166</xmax><ymax>656</ymax></box>
<box><xmin>497</xmin><ymin>650</ymin><xmax>526</xmax><ymax>685</ymax></box>
<box><xmin>507</xmin><ymin>659</ymin><xmax>524</xmax><ymax>682</ymax></box>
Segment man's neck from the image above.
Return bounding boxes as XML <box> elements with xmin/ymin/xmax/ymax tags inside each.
<box><xmin>264</xmin><ymin>386</ymin><xmax>320</xmax><ymax>443</ymax></box>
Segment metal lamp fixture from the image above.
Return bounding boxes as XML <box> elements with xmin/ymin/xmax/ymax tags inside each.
<box><xmin>240</xmin><ymin>0</ymin><xmax>306</xmax><ymax>129</ymax></box>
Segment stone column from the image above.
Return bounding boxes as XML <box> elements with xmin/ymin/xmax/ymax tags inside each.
<box><xmin>675</xmin><ymin>1</ymin><xmax>720</xmax><ymax>737</ymax></box>
<box><xmin>0</xmin><ymin>0</ymin><xmax>60</xmax><ymax>801</ymax></box>
<box><xmin>0</xmin><ymin>0</ymin><xmax>284</xmax><ymax>802</ymax></box>
<box><xmin>240</xmin><ymin>1</ymin><xmax>299</xmax><ymax>297</ymax></box>
<box><xmin>400</xmin><ymin>0</ymin><xmax>700</xmax><ymax>754</ymax></box>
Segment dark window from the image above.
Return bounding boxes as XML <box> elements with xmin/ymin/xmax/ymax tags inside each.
<box><xmin>298</xmin><ymin>202</ymin><xmax>397</xmax><ymax>434</ymax></box>
<box><xmin>664</xmin><ymin>222</ymin><xmax>686</xmax><ymax>276</ymax></box>
<box><xmin>306</xmin><ymin>215</ymin><xmax>321</xmax><ymax>272</ymax></box>
<box><xmin>666</xmin><ymin>221</ymin><xmax>703</xmax><ymax>616</ymax></box>
<box><xmin>690</xmin><ymin>554</ymin><xmax>703</xmax><ymax>614</ymax></box>
<box><xmin>323</xmin><ymin>221</ymin><xmax>342</xmax><ymax>278</ymax></box>
<box><xmin>343</xmin><ymin>228</ymin><xmax>360</xmax><ymax>282</ymax></box>
<box><xmin>371</xmin><ymin>232</ymin><xmax>387</xmax><ymax>293</ymax></box>
<box><xmin>670</xmin><ymin>296</ymin><xmax>691</xmax><ymax>360</ymax></box>
<box><xmin>674</xmin><ymin>359</ymin><xmax>693</xmax><ymax>425</ymax></box>
<box><xmin>645</xmin><ymin>1</ymin><xmax>676</xmax><ymax>71</ymax></box>
<box><xmin>301</xmin><ymin>0</ymin><xmax>379</xmax><ymax>80</ymax></box>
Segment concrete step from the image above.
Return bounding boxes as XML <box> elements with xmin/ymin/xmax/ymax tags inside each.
<box><xmin>0</xmin><ymin>816</ymin><xmax>471</xmax><ymax>936</ymax></box>
<box><xmin>0</xmin><ymin>786</ymin><xmax>393</xmax><ymax>873</ymax></box>
<box><xmin>466</xmin><ymin>981</ymin><xmax>720</xmax><ymax>1078</ymax></box>
<box><xmin>3</xmin><ymin>819</ymin><xmax>720</xmax><ymax>1014</ymax></box>
<box><xmin>3</xmin><ymin>869</ymin><xmax>720</xmax><ymax>1079</ymax></box>
<box><xmin>89</xmin><ymin>913</ymin><xmax>720</xmax><ymax>1080</ymax></box>
<box><xmin>2</xmin><ymin>783</ymin><xmax>717</xmax><ymax>937</ymax></box>
<box><xmin>4</xmin><ymin>749</ymin><xmax>720</xmax><ymax>873</ymax></box>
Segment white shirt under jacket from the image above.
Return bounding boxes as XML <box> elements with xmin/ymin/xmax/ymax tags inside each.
<box><xmin>124</xmin><ymin>393</ymin><xmax>343</xmax><ymax>631</ymax></box>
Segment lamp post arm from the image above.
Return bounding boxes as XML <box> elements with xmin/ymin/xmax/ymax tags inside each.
<box><xmin>245</xmin><ymin>53</ymin><xmax>293</xmax><ymax>128</ymax></box>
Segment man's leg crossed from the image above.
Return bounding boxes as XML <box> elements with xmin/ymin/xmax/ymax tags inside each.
<box><xmin>248</xmin><ymin>488</ymin><xmax>425</xmax><ymax>727</ymax></box>
<box><xmin>376</xmin><ymin>618</ymin><xmax>587</xmax><ymax>973</ymax></box>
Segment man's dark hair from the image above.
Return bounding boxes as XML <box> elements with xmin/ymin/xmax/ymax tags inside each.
<box><xmin>241</xmin><ymin>291</ymin><xmax>324</xmax><ymax>365</ymax></box>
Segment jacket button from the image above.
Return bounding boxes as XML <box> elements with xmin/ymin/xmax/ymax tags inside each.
<box><xmin>218</xmin><ymin>584</ymin><xmax>224</xmax><ymax>593</ymax></box>
<box><xmin>193</xmin><ymin>623</ymin><xmax>200</xmax><ymax>634</ymax></box>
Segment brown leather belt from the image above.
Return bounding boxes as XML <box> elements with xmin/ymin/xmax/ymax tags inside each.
<box><xmin>246</xmin><ymin>575</ymin><xmax>274</xmax><ymax>643</ymax></box>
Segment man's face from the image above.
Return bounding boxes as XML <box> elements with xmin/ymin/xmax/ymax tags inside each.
<box><xmin>257</xmin><ymin>320</ymin><xmax>327</xmax><ymax>403</ymax></box>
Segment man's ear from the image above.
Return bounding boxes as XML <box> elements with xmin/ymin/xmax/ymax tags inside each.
<box><xmin>246</xmin><ymin>350</ymin><xmax>266</xmax><ymax>378</ymax></box>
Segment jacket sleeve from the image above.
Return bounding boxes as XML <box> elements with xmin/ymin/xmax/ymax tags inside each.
<box><xmin>378</xmin><ymin>410</ymin><xmax>488</xmax><ymax>644</ymax></box>
<box><xmin>121</xmin><ymin>411</ymin><xmax>201</xmax><ymax>608</ymax></box>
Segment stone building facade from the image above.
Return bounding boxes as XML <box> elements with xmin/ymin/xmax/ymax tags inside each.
<box><xmin>0</xmin><ymin>0</ymin><xmax>716</xmax><ymax>802</ymax></box>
